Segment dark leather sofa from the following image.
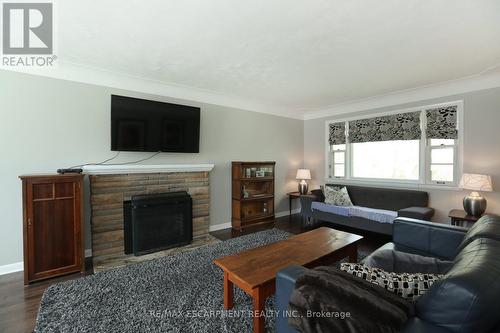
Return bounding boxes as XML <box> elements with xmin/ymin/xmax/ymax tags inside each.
<box><xmin>275</xmin><ymin>215</ymin><xmax>500</xmax><ymax>333</ymax></box>
<box><xmin>300</xmin><ymin>185</ymin><xmax>434</xmax><ymax>235</ymax></box>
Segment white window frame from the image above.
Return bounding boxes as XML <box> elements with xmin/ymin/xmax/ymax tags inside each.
<box><xmin>329</xmin><ymin>144</ymin><xmax>346</xmax><ymax>178</ymax></box>
<box><xmin>324</xmin><ymin>100</ymin><xmax>464</xmax><ymax>190</ymax></box>
<box><xmin>426</xmin><ymin>140</ymin><xmax>458</xmax><ymax>185</ymax></box>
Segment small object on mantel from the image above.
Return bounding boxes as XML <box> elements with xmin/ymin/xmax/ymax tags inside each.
<box><xmin>57</xmin><ymin>168</ymin><xmax>83</xmax><ymax>174</ymax></box>
<box><xmin>448</xmin><ymin>209</ymin><xmax>484</xmax><ymax>227</ymax></box>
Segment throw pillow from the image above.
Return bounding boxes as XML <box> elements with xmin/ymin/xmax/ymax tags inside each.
<box><xmin>339</xmin><ymin>263</ymin><xmax>442</xmax><ymax>301</ymax></box>
<box><xmin>324</xmin><ymin>186</ymin><xmax>353</xmax><ymax>206</ymax></box>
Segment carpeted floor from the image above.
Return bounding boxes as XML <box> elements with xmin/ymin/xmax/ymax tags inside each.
<box><xmin>35</xmin><ymin>228</ymin><xmax>368</xmax><ymax>333</ymax></box>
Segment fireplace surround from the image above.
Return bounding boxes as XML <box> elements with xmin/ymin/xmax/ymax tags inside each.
<box><xmin>84</xmin><ymin>164</ymin><xmax>214</xmax><ymax>268</ymax></box>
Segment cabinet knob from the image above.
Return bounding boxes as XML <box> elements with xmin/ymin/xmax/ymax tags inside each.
<box><xmin>28</xmin><ymin>218</ymin><xmax>32</xmax><ymax>226</ymax></box>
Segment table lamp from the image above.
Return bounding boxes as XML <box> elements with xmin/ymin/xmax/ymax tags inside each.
<box><xmin>459</xmin><ymin>173</ymin><xmax>493</xmax><ymax>217</ymax></box>
<box><xmin>296</xmin><ymin>169</ymin><xmax>311</xmax><ymax>195</ymax></box>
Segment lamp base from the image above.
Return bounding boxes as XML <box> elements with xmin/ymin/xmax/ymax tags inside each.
<box><xmin>298</xmin><ymin>180</ymin><xmax>309</xmax><ymax>195</ymax></box>
<box><xmin>463</xmin><ymin>195</ymin><xmax>487</xmax><ymax>217</ymax></box>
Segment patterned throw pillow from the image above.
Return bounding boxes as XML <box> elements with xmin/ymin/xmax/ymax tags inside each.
<box><xmin>324</xmin><ymin>186</ymin><xmax>353</xmax><ymax>206</ymax></box>
<box><xmin>339</xmin><ymin>263</ymin><xmax>442</xmax><ymax>301</ymax></box>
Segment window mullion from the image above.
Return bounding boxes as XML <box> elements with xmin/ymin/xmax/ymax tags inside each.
<box><xmin>420</xmin><ymin>110</ymin><xmax>427</xmax><ymax>184</ymax></box>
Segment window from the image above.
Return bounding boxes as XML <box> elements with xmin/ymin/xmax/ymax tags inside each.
<box><xmin>326</xmin><ymin>102</ymin><xmax>462</xmax><ymax>187</ymax></box>
<box><xmin>428</xmin><ymin>139</ymin><xmax>456</xmax><ymax>183</ymax></box>
<box><xmin>330</xmin><ymin>144</ymin><xmax>345</xmax><ymax>177</ymax></box>
<box><xmin>351</xmin><ymin>140</ymin><xmax>419</xmax><ymax>180</ymax></box>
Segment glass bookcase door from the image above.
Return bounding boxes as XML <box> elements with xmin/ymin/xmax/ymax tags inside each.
<box><xmin>241</xmin><ymin>164</ymin><xmax>274</xmax><ymax>179</ymax></box>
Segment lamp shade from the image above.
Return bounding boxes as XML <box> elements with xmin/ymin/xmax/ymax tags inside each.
<box><xmin>459</xmin><ymin>173</ymin><xmax>493</xmax><ymax>192</ymax></box>
<box><xmin>296</xmin><ymin>169</ymin><xmax>311</xmax><ymax>180</ymax></box>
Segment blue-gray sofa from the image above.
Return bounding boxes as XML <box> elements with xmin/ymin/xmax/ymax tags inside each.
<box><xmin>275</xmin><ymin>215</ymin><xmax>500</xmax><ymax>333</ymax></box>
<box><xmin>300</xmin><ymin>185</ymin><xmax>435</xmax><ymax>236</ymax></box>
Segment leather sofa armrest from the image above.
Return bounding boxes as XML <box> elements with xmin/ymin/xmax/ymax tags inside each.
<box><xmin>393</xmin><ymin>217</ymin><xmax>468</xmax><ymax>260</ymax></box>
<box><xmin>398</xmin><ymin>207</ymin><xmax>435</xmax><ymax>221</ymax></box>
<box><xmin>276</xmin><ymin>265</ymin><xmax>308</xmax><ymax>333</ymax></box>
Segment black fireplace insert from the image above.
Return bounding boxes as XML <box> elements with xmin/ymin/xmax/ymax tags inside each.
<box><xmin>124</xmin><ymin>191</ymin><xmax>192</xmax><ymax>256</ymax></box>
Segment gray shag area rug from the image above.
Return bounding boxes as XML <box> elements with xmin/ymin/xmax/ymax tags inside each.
<box><xmin>35</xmin><ymin>228</ymin><xmax>369</xmax><ymax>333</ymax></box>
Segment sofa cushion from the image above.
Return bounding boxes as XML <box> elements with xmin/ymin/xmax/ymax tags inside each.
<box><xmin>311</xmin><ymin>201</ymin><xmax>350</xmax><ymax>216</ymax></box>
<box><xmin>329</xmin><ymin>185</ymin><xmax>429</xmax><ymax>211</ymax></box>
<box><xmin>340</xmin><ymin>263</ymin><xmax>442</xmax><ymax>302</ymax></box>
<box><xmin>349</xmin><ymin>206</ymin><xmax>397</xmax><ymax>224</ymax></box>
<box><xmin>398</xmin><ymin>207</ymin><xmax>435</xmax><ymax>221</ymax></box>
<box><xmin>364</xmin><ymin>245</ymin><xmax>453</xmax><ymax>274</ymax></box>
<box><xmin>456</xmin><ymin>215</ymin><xmax>500</xmax><ymax>252</ymax></box>
<box><xmin>324</xmin><ymin>186</ymin><xmax>353</xmax><ymax>206</ymax></box>
<box><xmin>393</xmin><ymin>218</ymin><xmax>467</xmax><ymax>260</ymax></box>
<box><xmin>416</xmin><ymin>238</ymin><xmax>500</xmax><ymax>333</ymax></box>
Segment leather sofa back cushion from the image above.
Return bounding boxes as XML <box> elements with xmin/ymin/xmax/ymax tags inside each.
<box><xmin>393</xmin><ymin>219</ymin><xmax>467</xmax><ymax>260</ymax></box>
<box><xmin>416</xmin><ymin>238</ymin><xmax>500</xmax><ymax>333</ymax></box>
<box><xmin>326</xmin><ymin>184</ymin><xmax>428</xmax><ymax>211</ymax></box>
<box><xmin>457</xmin><ymin>215</ymin><xmax>500</xmax><ymax>252</ymax></box>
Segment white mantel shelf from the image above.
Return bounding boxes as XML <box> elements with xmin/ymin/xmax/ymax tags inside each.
<box><xmin>83</xmin><ymin>164</ymin><xmax>215</xmax><ymax>175</ymax></box>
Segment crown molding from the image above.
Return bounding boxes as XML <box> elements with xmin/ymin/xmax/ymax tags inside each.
<box><xmin>4</xmin><ymin>63</ymin><xmax>500</xmax><ymax>121</ymax></box>
<box><xmin>302</xmin><ymin>71</ymin><xmax>500</xmax><ymax>120</ymax></box>
<box><xmin>1</xmin><ymin>63</ymin><xmax>303</xmax><ymax>120</ymax></box>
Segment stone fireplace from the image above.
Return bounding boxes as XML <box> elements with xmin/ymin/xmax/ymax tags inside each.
<box><xmin>84</xmin><ymin>164</ymin><xmax>214</xmax><ymax>270</ymax></box>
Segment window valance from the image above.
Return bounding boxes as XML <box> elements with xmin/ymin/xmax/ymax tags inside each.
<box><xmin>425</xmin><ymin>105</ymin><xmax>458</xmax><ymax>139</ymax></box>
<box><xmin>348</xmin><ymin>111</ymin><xmax>421</xmax><ymax>143</ymax></box>
<box><xmin>328</xmin><ymin>122</ymin><xmax>346</xmax><ymax>145</ymax></box>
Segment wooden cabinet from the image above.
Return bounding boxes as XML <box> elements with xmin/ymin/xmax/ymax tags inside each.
<box><xmin>232</xmin><ymin>162</ymin><xmax>275</xmax><ymax>231</ymax></box>
<box><xmin>19</xmin><ymin>174</ymin><xmax>84</xmax><ymax>284</ymax></box>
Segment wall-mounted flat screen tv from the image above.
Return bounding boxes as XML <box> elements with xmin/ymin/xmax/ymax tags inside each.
<box><xmin>111</xmin><ymin>95</ymin><xmax>200</xmax><ymax>153</ymax></box>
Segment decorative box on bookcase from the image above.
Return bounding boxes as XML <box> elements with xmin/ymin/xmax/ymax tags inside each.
<box><xmin>231</xmin><ymin>161</ymin><xmax>275</xmax><ymax>231</ymax></box>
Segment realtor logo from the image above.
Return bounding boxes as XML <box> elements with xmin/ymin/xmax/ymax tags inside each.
<box><xmin>2</xmin><ymin>1</ymin><xmax>56</xmax><ymax>67</ymax></box>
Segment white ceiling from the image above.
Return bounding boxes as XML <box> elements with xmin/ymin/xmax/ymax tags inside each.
<box><xmin>55</xmin><ymin>1</ymin><xmax>500</xmax><ymax>117</ymax></box>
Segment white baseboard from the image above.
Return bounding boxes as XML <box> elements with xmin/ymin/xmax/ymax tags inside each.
<box><xmin>0</xmin><ymin>250</ymin><xmax>93</xmax><ymax>276</ymax></box>
<box><xmin>208</xmin><ymin>209</ymin><xmax>302</xmax><ymax>232</ymax></box>
<box><xmin>275</xmin><ymin>209</ymin><xmax>301</xmax><ymax>218</ymax></box>
<box><xmin>0</xmin><ymin>261</ymin><xmax>23</xmax><ymax>276</ymax></box>
<box><xmin>209</xmin><ymin>222</ymin><xmax>232</xmax><ymax>232</ymax></box>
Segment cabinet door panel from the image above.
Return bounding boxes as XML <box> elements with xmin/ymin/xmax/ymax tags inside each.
<box><xmin>55</xmin><ymin>182</ymin><xmax>74</xmax><ymax>198</ymax></box>
<box><xmin>32</xmin><ymin>198</ymin><xmax>77</xmax><ymax>274</ymax></box>
<box><xmin>32</xmin><ymin>183</ymin><xmax>53</xmax><ymax>200</ymax></box>
<box><xmin>32</xmin><ymin>200</ymin><xmax>54</xmax><ymax>274</ymax></box>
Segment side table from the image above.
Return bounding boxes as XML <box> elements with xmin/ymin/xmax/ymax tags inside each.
<box><xmin>287</xmin><ymin>191</ymin><xmax>303</xmax><ymax>217</ymax></box>
<box><xmin>448</xmin><ymin>209</ymin><xmax>482</xmax><ymax>227</ymax></box>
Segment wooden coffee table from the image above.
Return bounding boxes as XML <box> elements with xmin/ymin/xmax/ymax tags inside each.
<box><xmin>213</xmin><ymin>227</ymin><xmax>363</xmax><ymax>333</ymax></box>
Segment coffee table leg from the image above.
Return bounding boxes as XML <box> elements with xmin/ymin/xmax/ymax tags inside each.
<box><xmin>252</xmin><ymin>287</ymin><xmax>265</xmax><ymax>333</ymax></box>
<box><xmin>224</xmin><ymin>271</ymin><xmax>234</xmax><ymax>309</ymax></box>
<box><xmin>348</xmin><ymin>244</ymin><xmax>358</xmax><ymax>262</ymax></box>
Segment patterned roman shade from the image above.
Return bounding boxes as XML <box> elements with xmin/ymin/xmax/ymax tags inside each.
<box><xmin>426</xmin><ymin>105</ymin><xmax>458</xmax><ymax>139</ymax></box>
<box><xmin>348</xmin><ymin>111</ymin><xmax>421</xmax><ymax>143</ymax></box>
<box><xmin>328</xmin><ymin>122</ymin><xmax>346</xmax><ymax>145</ymax></box>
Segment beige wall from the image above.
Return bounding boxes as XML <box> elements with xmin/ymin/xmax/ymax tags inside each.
<box><xmin>304</xmin><ymin>87</ymin><xmax>500</xmax><ymax>221</ymax></box>
<box><xmin>2</xmin><ymin>68</ymin><xmax>499</xmax><ymax>268</ymax></box>
<box><xmin>0</xmin><ymin>70</ymin><xmax>304</xmax><ymax>266</ymax></box>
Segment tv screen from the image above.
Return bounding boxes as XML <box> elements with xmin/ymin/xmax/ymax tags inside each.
<box><xmin>111</xmin><ymin>95</ymin><xmax>200</xmax><ymax>153</ymax></box>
